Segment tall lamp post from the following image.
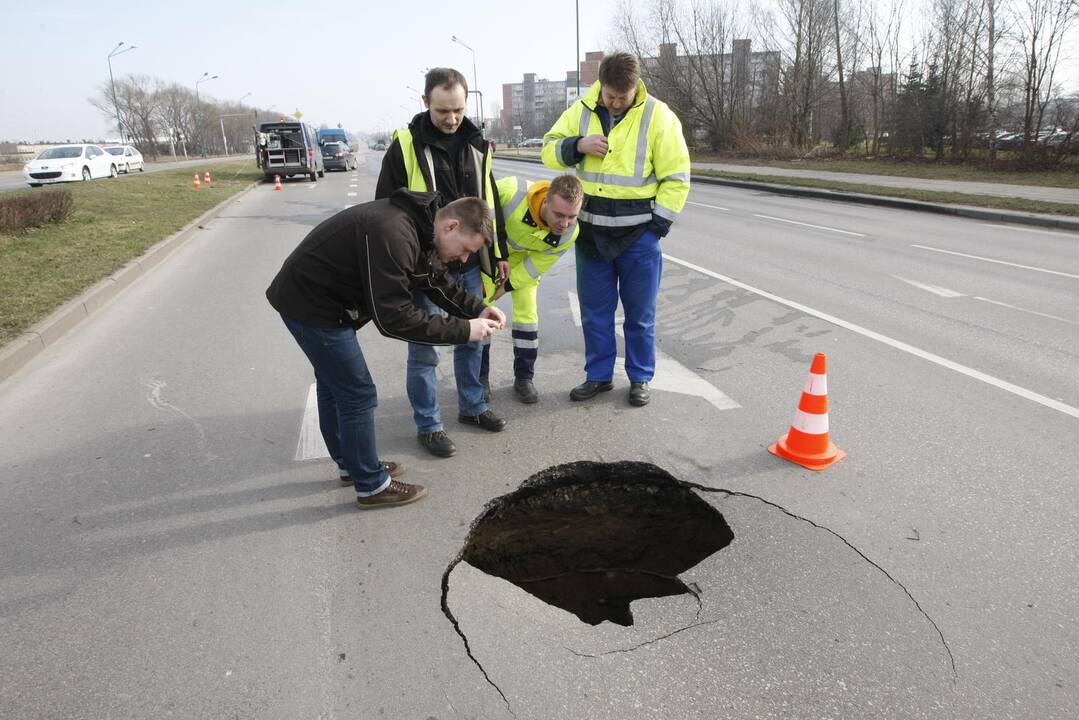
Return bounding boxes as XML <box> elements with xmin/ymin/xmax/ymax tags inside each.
<box><xmin>450</xmin><ymin>35</ymin><xmax>483</xmax><ymax>129</ymax></box>
<box><xmin>194</xmin><ymin>72</ymin><xmax>219</xmax><ymax>155</ymax></box>
<box><xmin>107</xmin><ymin>42</ymin><xmax>137</xmax><ymax>143</ymax></box>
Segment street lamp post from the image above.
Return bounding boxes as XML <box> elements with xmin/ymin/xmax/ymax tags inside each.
<box><xmin>220</xmin><ymin>93</ymin><xmax>254</xmax><ymax>156</ymax></box>
<box><xmin>406</xmin><ymin>85</ymin><xmax>424</xmax><ymax>109</ymax></box>
<box><xmin>450</xmin><ymin>35</ymin><xmax>483</xmax><ymax>130</ymax></box>
<box><xmin>107</xmin><ymin>42</ymin><xmax>137</xmax><ymax>144</ymax></box>
<box><xmin>194</xmin><ymin>72</ymin><xmax>219</xmax><ymax>155</ymax></box>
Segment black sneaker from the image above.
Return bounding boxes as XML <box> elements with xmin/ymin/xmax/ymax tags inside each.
<box><xmin>356</xmin><ymin>480</ymin><xmax>427</xmax><ymax>510</ymax></box>
<box><xmin>340</xmin><ymin>460</ymin><xmax>407</xmax><ymax>483</ymax></box>
<box><xmin>629</xmin><ymin>382</ymin><xmax>651</xmax><ymax>407</ymax></box>
<box><xmin>458</xmin><ymin>409</ymin><xmax>507</xmax><ymax>432</ymax></box>
<box><xmin>513</xmin><ymin>378</ymin><xmax>538</xmax><ymax>404</ymax></box>
<box><xmin>569</xmin><ymin>379</ymin><xmax>614</xmax><ymax>401</ymax></box>
<box><xmin>418</xmin><ymin>430</ymin><xmax>457</xmax><ymax>458</ymax></box>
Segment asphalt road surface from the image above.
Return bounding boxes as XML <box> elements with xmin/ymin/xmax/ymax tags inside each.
<box><xmin>1</xmin><ymin>151</ymin><xmax>1076</xmax><ymax>719</ymax></box>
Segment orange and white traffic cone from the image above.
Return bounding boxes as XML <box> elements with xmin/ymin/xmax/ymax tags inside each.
<box><xmin>273</xmin><ymin>174</ymin><xmax>282</xmax><ymax>191</ymax></box>
<box><xmin>768</xmin><ymin>353</ymin><xmax>845</xmax><ymax>471</ymax></box>
<box><xmin>204</xmin><ymin>170</ymin><xmax>212</xmax><ymax>186</ymax></box>
<box><xmin>192</xmin><ymin>172</ymin><xmax>201</xmax><ymax>189</ymax></box>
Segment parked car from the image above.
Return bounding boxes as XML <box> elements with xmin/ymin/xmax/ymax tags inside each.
<box><xmin>104</xmin><ymin>145</ymin><xmax>145</xmax><ymax>173</ymax></box>
<box><xmin>321</xmin><ymin>141</ymin><xmax>356</xmax><ymax>171</ymax></box>
<box><xmin>372</xmin><ymin>141</ymin><xmax>387</xmax><ymax>151</ymax></box>
<box><xmin>24</xmin><ymin>144</ymin><xmax>118</xmax><ymax>187</ymax></box>
<box><xmin>519</xmin><ymin>137</ymin><xmax>544</xmax><ymax>148</ymax></box>
<box><xmin>255</xmin><ymin>121</ymin><xmax>325</xmax><ymax>181</ymax></box>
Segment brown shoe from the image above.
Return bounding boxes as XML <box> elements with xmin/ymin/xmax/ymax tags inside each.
<box><xmin>356</xmin><ymin>480</ymin><xmax>427</xmax><ymax>510</ymax></box>
<box><xmin>340</xmin><ymin>461</ymin><xmax>407</xmax><ymax>483</ymax></box>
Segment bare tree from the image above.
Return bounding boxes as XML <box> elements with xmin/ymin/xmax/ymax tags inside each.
<box><xmin>1012</xmin><ymin>0</ymin><xmax>1078</xmax><ymax>155</ymax></box>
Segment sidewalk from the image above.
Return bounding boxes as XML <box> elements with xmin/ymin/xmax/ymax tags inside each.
<box><xmin>692</xmin><ymin>161</ymin><xmax>1079</xmax><ymax>205</ymax></box>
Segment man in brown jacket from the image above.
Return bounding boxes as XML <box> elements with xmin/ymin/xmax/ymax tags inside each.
<box><xmin>266</xmin><ymin>190</ymin><xmax>506</xmax><ymax>509</ymax></box>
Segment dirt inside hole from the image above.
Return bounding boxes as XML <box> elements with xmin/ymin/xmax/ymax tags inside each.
<box><xmin>461</xmin><ymin>461</ymin><xmax>733</xmax><ymax>626</ymax></box>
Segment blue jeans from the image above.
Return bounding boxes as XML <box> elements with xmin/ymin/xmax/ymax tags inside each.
<box><xmin>406</xmin><ymin>265</ymin><xmax>486</xmax><ymax>432</ymax></box>
<box><xmin>281</xmin><ymin>314</ymin><xmax>390</xmax><ymax>496</ymax></box>
<box><xmin>575</xmin><ymin>230</ymin><xmax>663</xmax><ymax>383</ymax></box>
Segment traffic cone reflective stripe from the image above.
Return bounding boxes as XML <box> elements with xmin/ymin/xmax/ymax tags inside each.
<box><xmin>204</xmin><ymin>171</ymin><xmax>212</xmax><ymax>185</ymax></box>
<box><xmin>192</xmin><ymin>173</ymin><xmax>201</xmax><ymax>189</ymax></box>
<box><xmin>273</xmin><ymin>175</ymin><xmax>282</xmax><ymax>191</ymax></box>
<box><xmin>768</xmin><ymin>353</ymin><xmax>845</xmax><ymax>471</ymax></box>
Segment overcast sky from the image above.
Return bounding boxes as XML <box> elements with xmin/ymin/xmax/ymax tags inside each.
<box><xmin>1</xmin><ymin>0</ymin><xmax>1076</xmax><ymax>142</ymax></box>
<box><xmin>0</xmin><ymin>0</ymin><xmax>621</xmax><ymax>141</ymax></box>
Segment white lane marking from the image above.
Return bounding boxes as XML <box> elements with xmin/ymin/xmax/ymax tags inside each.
<box><xmin>306</xmin><ymin>184</ymin><xmax>316</xmax><ymax>190</ymax></box>
<box><xmin>973</xmin><ymin>296</ymin><xmax>1079</xmax><ymax>326</ymax></box>
<box><xmin>664</xmin><ymin>253</ymin><xmax>1079</xmax><ymax>420</ymax></box>
<box><xmin>296</xmin><ymin>383</ymin><xmax>330</xmax><ymax>461</ymax></box>
<box><xmin>752</xmin><ymin>213</ymin><xmax>866</xmax><ymax>237</ymax></box>
<box><xmin>347</xmin><ymin>192</ymin><xmax>357</xmax><ymax>197</ymax></box>
<box><xmin>344</xmin><ymin>204</ymin><xmax>354</xmax><ymax>209</ymax></box>
<box><xmin>349</xmin><ymin>184</ymin><xmax>358</xmax><ymax>188</ymax></box>
<box><xmin>686</xmin><ymin>200</ymin><xmax>731</xmax><ymax>212</ymax></box>
<box><xmin>567</xmin><ymin>292</ymin><xmax>740</xmax><ymax>411</ymax></box>
<box><xmin>911</xmin><ymin>244</ymin><xmax>1079</xmax><ymax>280</ymax></box>
<box><xmin>982</xmin><ymin>223</ymin><xmax>1078</xmax><ymax>237</ymax></box>
<box><xmin>893</xmin><ymin>276</ymin><xmax>966</xmax><ymax>297</ymax></box>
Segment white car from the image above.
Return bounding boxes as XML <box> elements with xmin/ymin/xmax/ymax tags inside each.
<box><xmin>23</xmin><ymin>144</ymin><xmax>119</xmax><ymax>187</ymax></box>
<box><xmin>104</xmin><ymin>145</ymin><xmax>145</xmax><ymax>173</ymax></box>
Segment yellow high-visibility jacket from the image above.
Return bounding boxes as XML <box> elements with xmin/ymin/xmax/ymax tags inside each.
<box><xmin>542</xmin><ymin>80</ymin><xmax>689</xmax><ymax>246</ymax></box>
<box><xmin>494</xmin><ymin>176</ymin><xmax>579</xmax><ymax>293</ymax></box>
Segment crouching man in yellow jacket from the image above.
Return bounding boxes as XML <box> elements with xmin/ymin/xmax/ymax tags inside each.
<box><xmin>480</xmin><ymin>174</ymin><xmax>583</xmax><ymax>403</ymax></box>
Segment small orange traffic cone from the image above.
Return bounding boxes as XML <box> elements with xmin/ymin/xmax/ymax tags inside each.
<box><xmin>204</xmin><ymin>170</ymin><xmax>212</xmax><ymax>186</ymax></box>
<box><xmin>192</xmin><ymin>172</ymin><xmax>201</xmax><ymax>189</ymax></box>
<box><xmin>769</xmin><ymin>353</ymin><xmax>845</xmax><ymax>471</ymax></box>
<box><xmin>273</xmin><ymin>175</ymin><xmax>282</xmax><ymax>191</ymax></box>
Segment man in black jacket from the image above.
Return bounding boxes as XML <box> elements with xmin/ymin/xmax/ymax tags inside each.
<box><xmin>267</xmin><ymin>191</ymin><xmax>506</xmax><ymax>509</ymax></box>
<box><xmin>376</xmin><ymin>67</ymin><xmax>510</xmax><ymax>460</ymax></box>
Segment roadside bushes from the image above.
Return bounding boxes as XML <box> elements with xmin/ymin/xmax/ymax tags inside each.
<box><xmin>0</xmin><ymin>189</ymin><xmax>73</xmax><ymax>233</ymax></box>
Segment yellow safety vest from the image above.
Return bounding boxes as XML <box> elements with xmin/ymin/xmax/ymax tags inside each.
<box><xmin>541</xmin><ymin>80</ymin><xmax>690</xmax><ymax>229</ymax></box>
<box><xmin>393</xmin><ymin>127</ymin><xmax>501</xmax><ymax>252</ymax></box>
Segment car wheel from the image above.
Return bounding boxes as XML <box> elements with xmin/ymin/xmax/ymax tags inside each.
<box><xmin>123</xmin><ymin>163</ymin><xmax>130</xmax><ymax>174</ymax></box>
<box><xmin>139</xmin><ymin>164</ymin><xmax>145</xmax><ymax>172</ymax></box>
<box><xmin>82</xmin><ymin>167</ymin><xmax>92</xmax><ymax>181</ymax></box>
<box><xmin>109</xmin><ymin>164</ymin><xmax>118</xmax><ymax>178</ymax></box>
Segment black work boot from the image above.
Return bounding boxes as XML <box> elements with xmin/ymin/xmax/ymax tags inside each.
<box><xmin>569</xmin><ymin>379</ymin><xmax>614</xmax><ymax>401</ymax></box>
<box><xmin>418</xmin><ymin>430</ymin><xmax>456</xmax><ymax>458</ymax></box>
<box><xmin>629</xmin><ymin>382</ymin><xmax>651</xmax><ymax>407</ymax></box>
<box><xmin>513</xmin><ymin>378</ymin><xmax>539</xmax><ymax>404</ymax></box>
<box><xmin>458</xmin><ymin>409</ymin><xmax>507</xmax><ymax>432</ymax></box>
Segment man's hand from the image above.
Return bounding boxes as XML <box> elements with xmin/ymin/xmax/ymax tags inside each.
<box><xmin>468</xmin><ymin>318</ymin><xmax>502</xmax><ymax>341</ymax></box>
<box><xmin>496</xmin><ymin>260</ymin><xmax>510</xmax><ymax>284</ymax></box>
<box><xmin>479</xmin><ymin>305</ymin><xmax>507</xmax><ymax>329</ymax></box>
<box><xmin>577</xmin><ymin>134</ymin><xmax>609</xmax><ymax>158</ymax></box>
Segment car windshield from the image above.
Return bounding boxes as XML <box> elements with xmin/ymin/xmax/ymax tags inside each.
<box><xmin>38</xmin><ymin>146</ymin><xmax>83</xmax><ymax>159</ymax></box>
<box><xmin>105</xmin><ymin>147</ymin><xmax>124</xmax><ymax>155</ymax></box>
<box><xmin>323</xmin><ymin>143</ymin><xmax>341</xmax><ymax>151</ymax></box>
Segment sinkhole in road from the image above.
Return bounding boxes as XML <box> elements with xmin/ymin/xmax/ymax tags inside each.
<box><xmin>460</xmin><ymin>461</ymin><xmax>733</xmax><ymax>626</ymax></box>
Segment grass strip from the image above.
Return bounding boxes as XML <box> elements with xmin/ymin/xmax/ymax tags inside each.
<box><xmin>0</xmin><ymin>160</ymin><xmax>262</xmax><ymax>345</ymax></box>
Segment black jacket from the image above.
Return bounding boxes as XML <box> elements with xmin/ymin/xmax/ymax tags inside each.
<box><xmin>375</xmin><ymin>112</ymin><xmax>508</xmax><ymax>270</ymax></box>
<box><xmin>266</xmin><ymin>190</ymin><xmax>486</xmax><ymax>345</ymax></box>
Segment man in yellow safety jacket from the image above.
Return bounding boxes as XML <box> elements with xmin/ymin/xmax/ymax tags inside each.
<box><xmin>542</xmin><ymin>52</ymin><xmax>690</xmax><ymax>407</ymax></box>
<box><xmin>480</xmin><ymin>174</ymin><xmax>583</xmax><ymax>404</ymax></box>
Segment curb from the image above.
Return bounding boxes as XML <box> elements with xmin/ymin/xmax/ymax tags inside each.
<box><xmin>0</xmin><ymin>181</ymin><xmax>259</xmax><ymax>384</ymax></box>
<box><xmin>493</xmin><ymin>155</ymin><xmax>1079</xmax><ymax>233</ymax></box>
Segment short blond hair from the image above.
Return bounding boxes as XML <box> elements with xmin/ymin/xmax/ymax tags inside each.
<box><xmin>548</xmin><ymin>174</ymin><xmax>583</xmax><ymax>206</ymax></box>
